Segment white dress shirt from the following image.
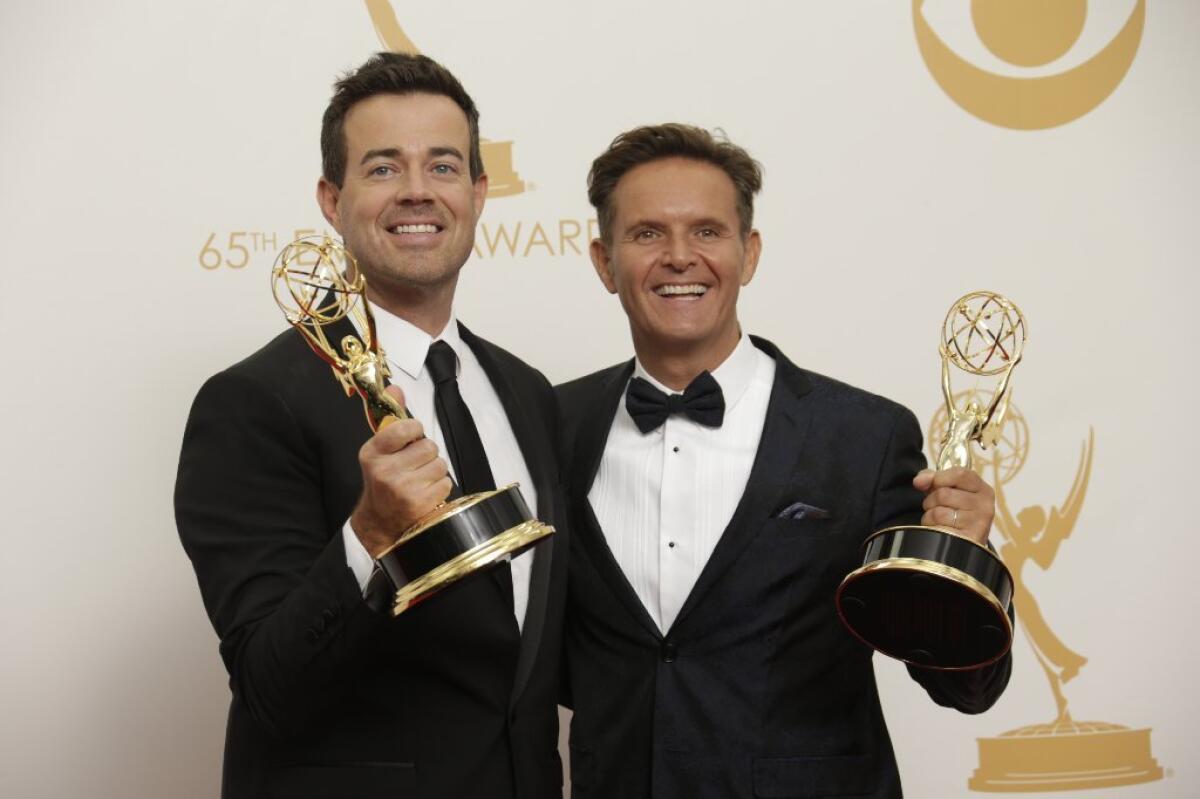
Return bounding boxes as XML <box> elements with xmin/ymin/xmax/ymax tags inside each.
<box><xmin>589</xmin><ymin>334</ymin><xmax>776</xmax><ymax>633</ymax></box>
<box><xmin>342</xmin><ymin>304</ymin><xmax>536</xmax><ymax>631</ymax></box>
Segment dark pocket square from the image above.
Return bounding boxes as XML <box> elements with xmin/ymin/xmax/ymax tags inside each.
<box><xmin>775</xmin><ymin>501</ymin><xmax>832</xmax><ymax>521</ymax></box>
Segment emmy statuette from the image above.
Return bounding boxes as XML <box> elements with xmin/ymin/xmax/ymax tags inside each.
<box><xmin>836</xmin><ymin>291</ymin><xmax>1022</xmax><ymax>670</ymax></box>
<box><xmin>270</xmin><ymin>236</ymin><xmax>554</xmax><ymax>615</ymax></box>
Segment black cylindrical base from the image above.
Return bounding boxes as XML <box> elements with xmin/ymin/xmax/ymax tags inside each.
<box><xmin>836</xmin><ymin>526</ymin><xmax>1013</xmax><ymax>670</ymax></box>
<box><xmin>377</xmin><ymin>486</ymin><xmax>533</xmax><ymax>590</ymax></box>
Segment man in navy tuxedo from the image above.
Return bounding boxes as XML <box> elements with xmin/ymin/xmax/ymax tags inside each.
<box><xmin>175</xmin><ymin>53</ymin><xmax>566</xmax><ymax>799</ymax></box>
<box><xmin>557</xmin><ymin>124</ymin><xmax>1011</xmax><ymax>798</ymax></box>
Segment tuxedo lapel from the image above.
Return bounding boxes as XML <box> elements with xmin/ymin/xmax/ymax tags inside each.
<box><xmin>668</xmin><ymin>338</ymin><xmax>815</xmax><ymax>633</ymax></box>
<box><xmin>568</xmin><ymin>360</ymin><xmax>633</xmax><ymax>505</ymax></box>
<box><xmin>569</xmin><ymin>361</ymin><xmax>664</xmax><ymax>639</ymax></box>
<box><xmin>458</xmin><ymin>324</ymin><xmax>556</xmax><ymax>707</ymax></box>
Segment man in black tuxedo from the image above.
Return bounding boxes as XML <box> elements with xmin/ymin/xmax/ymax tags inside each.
<box><xmin>175</xmin><ymin>53</ymin><xmax>566</xmax><ymax>799</ymax></box>
<box><xmin>557</xmin><ymin>124</ymin><xmax>1011</xmax><ymax>798</ymax></box>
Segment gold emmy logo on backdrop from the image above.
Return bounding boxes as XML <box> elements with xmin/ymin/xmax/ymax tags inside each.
<box><xmin>913</xmin><ymin>0</ymin><xmax>1145</xmax><ymax>129</ymax></box>
<box><xmin>364</xmin><ymin>0</ymin><xmax>526</xmax><ymax>197</ymax></box>
<box><xmin>927</xmin><ymin>404</ymin><xmax>1164</xmax><ymax>792</ymax></box>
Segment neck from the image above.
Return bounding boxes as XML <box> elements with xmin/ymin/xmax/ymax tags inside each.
<box><xmin>633</xmin><ymin>327</ymin><xmax>741</xmax><ymax>392</ymax></box>
<box><xmin>365</xmin><ymin>277</ymin><xmax>458</xmax><ymax>337</ymax></box>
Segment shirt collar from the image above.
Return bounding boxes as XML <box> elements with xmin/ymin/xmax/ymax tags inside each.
<box><xmin>366</xmin><ymin>300</ymin><xmax>461</xmax><ymax>380</ymax></box>
<box><xmin>632</xmin><ymin>333</ymin><xmax>757</xmax><ymax>409</ymax></box>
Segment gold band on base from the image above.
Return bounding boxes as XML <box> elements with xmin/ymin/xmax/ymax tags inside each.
<box><xmin>391</xmin><ymin>519</ymin><xmax>554</xmax><ymax>616</ymax></box>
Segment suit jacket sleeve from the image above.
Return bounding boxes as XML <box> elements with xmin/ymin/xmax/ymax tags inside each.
<box><xmin>871</xmin><ymin>405</ymin><xmax>1013</xmax><ymax>714</ymax></box>
<box><xmin>175</xmin><ymin>369</ymin><xmax>387</xmax><ymax>738</ymax></box>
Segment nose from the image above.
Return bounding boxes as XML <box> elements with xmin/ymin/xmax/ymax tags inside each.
<box><xmin>662</xmin><ymin>234</ymin><xmax>696</xmax><ymax>272</ymax></box>
<box><xmin>395</xmin><ymin>168</ymin><xmax>434</xmax><ymax>205</ymax></box>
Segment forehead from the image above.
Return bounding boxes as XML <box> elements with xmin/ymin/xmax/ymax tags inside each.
<box><xmin>610</xmin><ymin>157</ymin><xmax>739</xmax><ymax>225</ymax></box>
<box><xmin>341</xmin><ymin>92</ymin><xmax>471</xmax><ymax>155</ymax></box>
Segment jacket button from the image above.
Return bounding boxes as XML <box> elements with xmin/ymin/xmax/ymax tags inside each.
<box><xmin>307</xmin><ymin>629</ymin><xmax>320</xmax><ymax>643</ymax></box>
<box><xmin>322</xmin><ymin>607</ymin><xmax>338</xmax><ymax>622</ymax></box>
<box><xmin>661</xmin><ymin>641</ymin><xmax>678</xmax><ymax>663</ymax></box>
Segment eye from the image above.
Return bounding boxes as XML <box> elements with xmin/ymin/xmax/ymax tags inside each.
<box><xmin>368</xmin><ymin>164</ymin><xmax>395</xmax><ymax>177</ymax></box>
<box><xmin>697</xmin><ymin>227</ymin><xmax>719</xmax><ymax>239</ymax></box>
<box><xmin>633</xmin><ymin>229</ymin><xmax>660</xmax><ymax>242</ymax></box>
<box><xmin>431</xmin><ymin>163</ymin><xmax>458</xmax><ymax>175</ymax></box>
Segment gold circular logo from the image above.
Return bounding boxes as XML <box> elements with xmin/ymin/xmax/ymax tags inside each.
<box><xmin>973</xmin><ymin>0</ymin><xmax>1086</xmax><ymax>67</ymax></box>
<box><xmin>913</xmin><ymin>0</ymin><xmax>1145</xmax><ymax>130</ymax></box>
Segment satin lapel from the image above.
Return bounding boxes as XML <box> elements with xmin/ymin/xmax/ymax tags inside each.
<box><xmin>668</xmin><ymin>338</ymin><xmax>815</xmax><ymax>634</ymax></box>
<box><xmin>569</xmin><ymin>361</ymin><xmax>664</xmax><ymax>639</ymax></box>
<box><xmin>458</xmin><ymin>324</ymin><xmax>555</xmax><ymax>707</ymax></box>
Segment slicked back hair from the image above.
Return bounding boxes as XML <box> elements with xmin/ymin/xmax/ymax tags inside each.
<box><xmin>588</xmin><ymin>123</ymin><xmax>763</xmax><ymax>243</ymax></box>
<box><xmin>321</xmin><ymin>52</ymin><xmax>483</xmax><ymax>187</ymax></box>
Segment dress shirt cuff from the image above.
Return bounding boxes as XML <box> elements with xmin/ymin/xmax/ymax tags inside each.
<box><xmin>342</xmin><ymin>520</ymin><xmax>376</xmax><ymax>593</ymax></box>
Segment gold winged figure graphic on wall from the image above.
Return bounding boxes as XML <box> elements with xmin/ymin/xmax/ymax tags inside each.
<box><xmin>990</xmin><ymin>431</ymin><xmax>1092</xmax><ymax>723</ymax></box>
<box><xmin>947</xmin><ymin>411</ymin><xmax>1164</xmax><ymax>793</ymax></box>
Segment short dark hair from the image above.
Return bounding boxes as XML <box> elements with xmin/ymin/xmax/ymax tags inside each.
<box><xmin>321</xmin><ymin>52</ymin><xmax>483</xmax><ymax>187</ymax></box>
<box><xmin>588</xmin><ymin>123</ymin><xmax>763</xmax><ymax>242</ymax></box>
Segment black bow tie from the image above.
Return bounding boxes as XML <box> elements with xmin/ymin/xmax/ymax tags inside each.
<box><xmin>625</xmin><ymin>371</ymin><xmax>725</xmax><ymax>434</ymax></box>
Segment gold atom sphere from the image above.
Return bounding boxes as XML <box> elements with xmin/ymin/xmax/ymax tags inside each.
<box><xmin>270</xmin><ymin>236</ymin><xmax>364</xmax><ymax>326</ymax></box>
<box><xmin>942</xmin><ymin>291</ymin><xmax>1026</xmax><ymax>377</ymax></box>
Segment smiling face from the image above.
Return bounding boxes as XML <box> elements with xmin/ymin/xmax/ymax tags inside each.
<box><xmin>591</xmin><ymin>157</ymin><xmax>761</xmax><ymax>373</ymax></box>
<box><xmin>317</xmin><ymin>92</ymin><xmax>487</xmax><ymax>313</ymax></box>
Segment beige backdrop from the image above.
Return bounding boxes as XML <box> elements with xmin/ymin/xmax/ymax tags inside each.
<box><xmin>2</xmin><ymin>1</ymin><xmax>1196</xmax><ymax>796</ymax></box>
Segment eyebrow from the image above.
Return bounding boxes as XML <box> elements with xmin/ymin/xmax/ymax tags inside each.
<box><xmin>429</xmin><ymin>146</ymin><xmax>465</xmax><ymax>161</ymax></box>
<box><xmin>623</xmin><ymin>216</ymin><xmax>731</xmax><ymax>233</ymax></box>
<box><xmin>360</xmin><ymin>148</ymin><xmax>400</xmax><ymax>164</ymax></box>
<box><xmin>359</xmin><ymin>146</ymin><xmax>466</xmax><ymax>165</ymax></box>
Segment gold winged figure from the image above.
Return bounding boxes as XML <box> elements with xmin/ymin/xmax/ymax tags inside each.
<box><xmin>991</xmin><ymin>429</ymin><xmax>1094</xmax><ymax>723</ymax></box>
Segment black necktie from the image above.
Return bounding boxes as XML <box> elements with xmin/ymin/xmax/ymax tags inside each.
<box><xmin>425</xmin><ymin>340</ymin><xmax>513</xmax><ymax>605</ymax></box>
<box><xmin>625</xmin><ymin>370</ymin><xmax>726</xmax><ymax>434</ymax></box>
<box><xmin>426</xmin><ymin>340</ymin><xmax>496</xmax><ymax>494</ymax></box>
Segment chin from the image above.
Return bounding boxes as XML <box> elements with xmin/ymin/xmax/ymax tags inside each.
<box><xmin>377</xmin><ymin>260</ymin><xmax>461</xmax><ymax>286</ymax></box>
<box><xmin>640</xmin><ymin>328</ymin><xmax>713</xmax><ymax>353</ymax></box>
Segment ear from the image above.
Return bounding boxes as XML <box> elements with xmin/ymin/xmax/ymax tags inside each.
<box><xmin>472</xmin><ymin>172</ymin><xmax>489</xmax><ymax>221</ymax></box>
<box><xmin>589</xmin><ymin>238</ymin><xmax>618</xmax><ymax>294</ymax></box>
<box><xmin>739</xmin><ymin>229</ymin><xmax>762</xmax><ymax>286</ymax></box>
<box><xmin>316</xmin><ymin>177</ymin><xmax>342</xmax><ymax>232</ymax></box>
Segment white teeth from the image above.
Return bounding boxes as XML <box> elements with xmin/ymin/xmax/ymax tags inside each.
<box><xmin>390</xmin><ymin>224</ymin><xmax>439</xmax><ymax>234</ymax></box>
<box><xmin>656</xmin><ymin>284</ymin><xmax>707</xmax><ymax>296</ymax></box>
